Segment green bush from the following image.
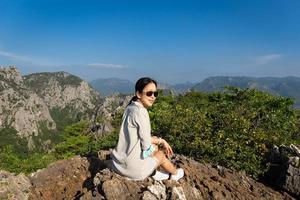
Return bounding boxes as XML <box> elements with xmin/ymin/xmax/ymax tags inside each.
<box><xmin>93</xmin><ymin>131</ymin><xmax>119</xmax><ymax>150</ymax></box>
<box><xmin>150</xmin><ymin>88</ymin><xmax>299</xmax><ymax>178</ymax></box>
<box><xmin>53</xmin><ymin>117</ymin><xmax>119</xmax><ymax>159</ymax></box>
<box><xmin>54</xmin><ymin>120</ymin><xmax>91</xmax><ymax>159</ymax></box>
<box><xmin>0</xmin><ymin>127</ymin><xmax>29</xmax><ymax>157</ymax></box>
<box><xmin>0</xmin><ymin>145</ymin><xmax>56</xmax><ymax>174</ymax></box>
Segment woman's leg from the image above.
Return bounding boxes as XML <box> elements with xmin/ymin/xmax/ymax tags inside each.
<box><xmin>152</xmin><ymin>150</ymin><xmax>177</xmax><ymax>175</ymax></box>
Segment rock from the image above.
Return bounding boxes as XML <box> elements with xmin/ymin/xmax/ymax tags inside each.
<box><xmin>289</xmin><ymin>156</ymin><xmax>299</xmax><ymax>167</ymax></box>
<box><xmin>290</xmin><ymin>144</ymin><xmax>300</xmax><ymax>157</ymax></box>
<box><xmin>90</xmin><ymin>154</ymin><xmax>294</xmax><ymax>200</ymax></box>
<box><xmin>145</xmin><ymin>181</ymin><xmax>167</xmax><ymax>200</ymax></box>
<box><xmin>29</xmin><ymin>155</ymin><xmax>106</xmax><ymax>200</ymax></box>
<box><xmin>1</xmin><ymin>151</ymin><xmax>296</xmax><ymax>200</ymax></box>
<box><xmin>264</xmin><ymin>145</ymin><xmax>300</xmax><ymax>198</ymax></box>
<box><xmin>0</xmin><ymin>68</ymin><xmax>56</xmax><ymax>139</ymax></box>
<box><xmin>0</xmin><ymin>170</ymin><xmax>31</xmax><ymax>200</ymax></box>
<box><xmin>89</xmin><ymin>94</ymin><xmax>131</xmax><ymax>137</ymax></box>
<box><xmin>0</xmin><ymin>66</ymin><xmax>23</xmax><ymax>85</ymax></box>
<box><xmin>0</xmin><ymin>66</ymin><xmax>100</xmax><ymax>150</ymax></box>
<box><xmin>170</xmin><ymin>186</ymin><xmax>186</xmax><ymax>200</ymax></box>
<box><xmin>283</xmin><ymin>164</ymin><xmax>300</xmax><ymax>197</ymax></box>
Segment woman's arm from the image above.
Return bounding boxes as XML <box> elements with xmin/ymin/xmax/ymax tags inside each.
<box><xmin>151</xmin><ymin>136</ymin><xmax>173</xmax><ymax>157</ymax></box>
<box><xmin>151</xmin><ymin>136</ymin><xmax>161</xmax><ymax>145</ymax></box>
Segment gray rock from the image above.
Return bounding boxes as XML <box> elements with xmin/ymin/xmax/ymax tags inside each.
<box><xmin>1</xmin><ymin>151</ymin><xmax>296</xmax><ymax>200</ymax></box>
<box><xmin>146</xmin><ymin>181</ymin><xmax>167</xmax><ymax>200</ymax></box>
<box><xmin>0</xmin><ymin>170</ymin><xmax>31</xmax><ymax>200</ymax></box>
<box><xmin>264</xmin><ymin>144</ymin><xmax>300</xmax><ymax>198</ymax></box>
<box><xmin>0</xmin><ymin>66</ymin><xmax>100</xmax><ymax>150</ymax></box>
<box><xmin>283</xmin><ymin>164</ymin><xmax>300</xmax><ymax>196</ymax></box>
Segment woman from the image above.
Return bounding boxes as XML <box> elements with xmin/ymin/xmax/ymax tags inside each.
<box><xmin>111</xmin><ymin>77</ymin><xmax>184</xmax><ymax>181</ymax></box>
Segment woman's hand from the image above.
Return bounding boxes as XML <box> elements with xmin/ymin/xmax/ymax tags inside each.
<box><xmin>161</xmin><ymin>139</ymin><xmax>173</xmax><ymax>158</ymax></box>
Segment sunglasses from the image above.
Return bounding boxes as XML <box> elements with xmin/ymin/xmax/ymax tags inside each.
<box><xmin>143</xmin><ymin>91</ymin><xmax>158</xmax><ymax>97</ymax></box>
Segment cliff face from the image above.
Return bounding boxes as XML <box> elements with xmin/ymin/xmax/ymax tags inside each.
<box><xmin>89</xmin><ymin>94</ymin><xmax>131</xmax><ymax>137</ymax></box>
<box><xmin>0</xmin><ymin>151</ymin><xmax>294</xmax><ymax>200</ymax></box>
<box><xmin>0</xmin><ymin>67</ymin><xmax>55</xmax><ymax>139</ymax></box>
<box><xmin>24</xmin><ymin>71</ymin><xmax>98</xmax><ymax>111</ymax></box>
<box><xmin>0</xmin><ymin>66</ymin><xmax>100</xmax><ymax>149</ymax></box>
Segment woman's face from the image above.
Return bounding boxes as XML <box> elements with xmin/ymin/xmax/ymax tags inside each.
<box><xmin>136</xmin><ymin>82</ymin><xmax>157</xmax><ymax>108</ymax></box>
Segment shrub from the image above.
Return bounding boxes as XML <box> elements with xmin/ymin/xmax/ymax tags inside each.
<box><xmin>54</xmin><ymin>120</ymin><xmax>91</xmax><ymax>159</ymax></box>
<box><xmin>0</xmin><ymin>145</ymin><xmax>56</xmax><ymax>174</ymax></box>
<box><xmin>150</xmin><ymin>88</ymin><xmax>299</xmax><ymax>178</ymax></box>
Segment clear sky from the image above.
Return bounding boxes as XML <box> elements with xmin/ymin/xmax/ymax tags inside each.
<box><xmin>0</xmin><ymin>0</ymin><xmax>299</xmax><ymax>84</ymax></box>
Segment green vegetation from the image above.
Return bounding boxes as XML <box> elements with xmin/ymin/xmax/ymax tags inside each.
<box><xmin>1</xmin><ymin>87</ymin><xmax>299</xmax><ymax>179</ymax></box>
<box><xmin>150</xmin><ymin>88</ymin><xmax>299</xmax><ymax>178</ymax></box>
<box><xmin>0</xmin><ymin>127</ymin><xmax>57</xmax><ymax>173</ymax></box>
<box><xmin>54</xmin><ymin>120</ymin><xmax>91</xmax><ymax>159</ymax></box>
<box><xmin>0</xmin><ymin>145</ymin><xmax>56</xmax><ymax>174</ymax></box>
<box><xmin>295</xmin><ymin>109</ymin><xmax>300</xmax><ymax>143</ymax></box>
<box><xmin>50</xmin><ymin>106</ymin><xmax>85</xmax><ymax>131</ymax></box>
<box><xmin>0</xmin><ymin>119</ymin><xmax>119</xmax><ymax>174</ymax></box>
<box><xmin>0</xmin><ymin>127</ymin><xmax>28</xmax><ymax>156</ymax></box>
<box><xmin>192</xmin><ymin>76</ymin><xmax>300</xmax><ymax>107</ymax></box>
<box><xmin>55</xmin><ymin>119</ymin><xmax>120</xmax><ymax>159</ymax></box>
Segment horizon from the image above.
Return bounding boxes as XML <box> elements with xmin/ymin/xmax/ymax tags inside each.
<box><xmin>0</xmin><ymin>0</ymin><xmax>299</xmax><ymax>84</ymax></box>
<box><xmin>2</xmin><ymin>65</ymin><xmax>300</xmax><ymax>86</ymax></box>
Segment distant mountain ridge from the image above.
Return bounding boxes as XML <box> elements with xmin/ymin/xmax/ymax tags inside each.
<box><xmin>90</xmin><ymin>78</ymin><xmax>134</xmax><ymax>96</ymax></box>
<box><xmin>91</xmin><ymin>76</ymin><xmax>300</xmax><ymax>107</ymax></box>
<box><xmin>90</xmin><ymin>78</ymin><xmax>194</xmax><ymax>96</ymax></box>
<box><xmin>193</xmin><ymin>76</ymin><xmax>300</xmax><ymax>107</ymax></box>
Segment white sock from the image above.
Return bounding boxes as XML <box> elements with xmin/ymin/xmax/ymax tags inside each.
<box><xmin>170</xmin><ymin>168</ymin><xmax>184</xmax><ymax>181</ymax></box>
<box><xmin>152</xmin><ymin>170</ymin><xmax>170</xmax><ymax>181</ymax></box>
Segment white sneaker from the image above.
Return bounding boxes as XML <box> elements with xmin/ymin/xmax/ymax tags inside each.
<box><xmin>170</xmin><ymin>168</ymin><xmax>184</xmax><ymax>181</ymax></box>
<box><xmin>152</xmin><ymin>170</ymin><xmax>170</xmax><ymax>181</ymax></box>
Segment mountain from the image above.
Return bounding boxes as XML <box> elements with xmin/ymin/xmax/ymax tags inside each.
<box><xmin>193</xmin><ymin>76</ymin><xmax>300</xmax><ymax>107</ymax></box>
<box><xmin>90</xmin><ymin>78</ymin><xmax>134</xmax><ymax>96</ymax></box>
<box><xmin>0</xmin><ymin>66</ymin><xmax>100</xmax><ymax>150</ymax></box>
<box><xmin>24</xmin><ymin>71</ymin><xmax>100</xmax><ymax>122</ymax></box>
<box><xmin>171</xmin><ymin>81</ymin><xmax>195</xmax><ymax>93</ymax></box>
<box><xmin>90</xmin><ymin>78</ymin><xmax>195</xmax><ymax>96</ymax></box>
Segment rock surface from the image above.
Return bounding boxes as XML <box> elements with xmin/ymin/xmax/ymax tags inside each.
<box><xmin>0</xmin><ymin>67</ymin><xmax>56</xmax><ymax>139</ymax></box>
<box><xmin>0</xmin><ymin>66</ymin><xmax>100</xmax><ymax>149</ymax></box>
<box><xmin>24</xmin><ymin>151</ymin><xmax>295</xmax><ymax>200</ymax></box>
<box><xmin>90</xmin><ymin>94</ymin><xmax>131</xmax><ymax>137</ymax></box>
<box><xmin>0</xmin><ymin>170</ymin><xmax>31</xmax><ymax>200</ymax></box>
<box><xmin>24</xmin><ymin>71</ymin><xmax>99</xmax><ymax>112</ymax></box>
<box><xmin>264</xmin><ymin>144</ymin><xmax>300</xmax><ymax>198</ymax></box>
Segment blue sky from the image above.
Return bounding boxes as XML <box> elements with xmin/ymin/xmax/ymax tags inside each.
<box><xmin>0</xmin><ymin>0</ymin><xmax>299</xmax><ymax>84</ymax></box>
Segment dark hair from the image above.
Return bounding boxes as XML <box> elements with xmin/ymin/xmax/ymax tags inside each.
<box><xmin>128</xmin><ymin>77</ymin><xmax>157</xmax><ymax>106</ymax></box>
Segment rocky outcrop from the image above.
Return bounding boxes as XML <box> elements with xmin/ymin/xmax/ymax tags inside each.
<box><xmin>24</xmin><ymin>151</ymin><xmax>295</xmax><ymax>200</ymax></box>
<box><xmin>0</xmin><ymin>170</ymin><xmax>31</xmax><ymax>200</ymax></box>
<box><xmin>29</xmin><ymin>155</ymin><xmax>105</xmax><ymax>199</ymax></box>
<box><xmin>24</xmin><ymin>72</ymin><xmax>99</xmax><ymax>112</ymax></box>
<box><xmin>96</xmin><ymin>94</ymin><xmax>131</xmax><ymax>122</ymax></box>
<box><xmin>0</xmin><ymin>66</ymin><xmax>100</xmax><ymax>150</ymax></box>
<box><xmin>0</xmin><ymin>67</ymin><xmax>56</xmax><ymax>139</ymax></box>
<box><xmin>0</xmin><ymin>66</ymin><xmax>23</xmax><ymax>85</ymax></box>
<box><xmin>90</xmin><ymin>94</ymin><xmax>131</xmax><ymax>137</ymax></box>
<box><xmin>264</xmin><ymin>144</ymin><xmax>300</xmax><ymax>198</ymax></box>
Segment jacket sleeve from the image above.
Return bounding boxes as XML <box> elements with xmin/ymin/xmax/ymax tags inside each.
<box><xmin>132</xmin><ymin>108</ymin><xmax>152</xmax><ymax>151</ymax></box>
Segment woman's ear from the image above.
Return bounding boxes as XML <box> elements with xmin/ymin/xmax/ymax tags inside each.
<box><xmin>136</xmin><ymin>91</ymin><xmax>141</xmax><ymax>99</ymax></box>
